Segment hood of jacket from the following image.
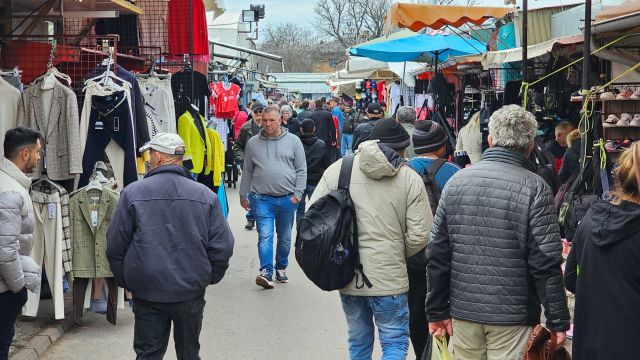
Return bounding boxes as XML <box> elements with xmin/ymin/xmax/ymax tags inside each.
<box><xmin>144</xmin><ymin>164</ymin><xmax>193</xmax><ymax>180</ymax></box>
<box><xmin>259</xmin><ymin>126</ymin><xmax>289</xmax><ymax>141</ymax></box>
<box><xmin>0</xmin><ymin>157</ymin><xmax>31</xmax><ymax>190</ymax></box>
<box><xmin>586</xmin><ymin>200</ymin><xmax>640</xmax><ymax>247</ymax></box>
<box><xmin>300</xmin><ymin>133</ymin><xmax>319</xmax><ymax>146</ymax></box>
<box><xmin>358</xmin><ymin>140</ymin><xmax>404</xmax><ymax>180</ymax></box>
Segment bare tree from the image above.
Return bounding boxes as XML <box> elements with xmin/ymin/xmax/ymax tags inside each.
<box><xmin>414</xmin><ymin>0</ymin><xmax>480</xmax><ymax>6</ymax></box>
<box><xmin>258</xmin><ymin>23</ymin><xmax>322</xmax><ymax>73</ymax></box>
<box><xmin>313</xmin><ymin>0</ymin><xmax>392</xmax><ymax>48</ymax></box>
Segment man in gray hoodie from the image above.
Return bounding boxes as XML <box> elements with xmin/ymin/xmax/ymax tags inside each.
<box><xmin>240</xmin><ymin>105</ymin><xmax>307</xmax><ymax>289</ymax></box>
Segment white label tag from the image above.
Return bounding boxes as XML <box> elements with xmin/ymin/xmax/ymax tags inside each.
<box><xmin>48</xmin><ymin>203</ymin><xmax>56</xmax><ymax>219</ymax></box>
<box><xmin>91</xmin><ymin>210</ymin><xmax>98</xmax><ymax>227</ymax></box>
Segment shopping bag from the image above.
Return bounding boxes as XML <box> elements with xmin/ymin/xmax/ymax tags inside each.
<box><xmin>430</xmin><ymin>336</ymin><xmax>453</xmax><ymax>360</ymax></box>
<box><xmin>524</xmin><ymin>325</ymin><xmax>571</xmax><ymax>360</ymax></box>
<box><xmin>217</xmin><ymin>185</ymin><xmax>229</xmax><ymax>218</ymax></box>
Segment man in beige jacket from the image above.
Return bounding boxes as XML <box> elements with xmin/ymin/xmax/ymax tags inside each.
<box><xmin>310</xmin><ymin>117</ymin><xmax>431</xmax><ymax>359</ymax></box>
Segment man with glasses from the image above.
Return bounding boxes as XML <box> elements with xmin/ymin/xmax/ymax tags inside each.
<box><xmin>233</xmin><ymin>103</ymin><xmax>264</xmax><ymax>230</ymax></box>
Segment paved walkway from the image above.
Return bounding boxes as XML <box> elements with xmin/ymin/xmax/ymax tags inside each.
<box><xmin>40</xmin><ymin>186</ymin><xmax>409</xmax><ymax>359</ymax></box>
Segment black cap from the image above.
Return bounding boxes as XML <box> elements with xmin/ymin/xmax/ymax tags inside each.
<box><xmin>367</xmin><ymin>103</ymin><xmax>384</xmax><ymax>116</ymax></box>
<box><xmin>370</xmin><ymin>117</ymin><xmax>410</xmax><ymax>150</ymax></box>
<box><xmin>252</xmin><ymin>103</ymin><xmax>265</xmax><ymax>111</ymax></box>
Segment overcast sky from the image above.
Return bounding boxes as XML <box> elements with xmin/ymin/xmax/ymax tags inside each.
<box><xmin>223</xmin><ymin>0</ymin><xmax>589</xmax><ymax>29</ymax></box>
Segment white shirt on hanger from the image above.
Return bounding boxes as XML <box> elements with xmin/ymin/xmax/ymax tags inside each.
<box><xmin>0</xmin><ymin>76</ymin><xmax>21</xmax><ymax>156</ymax></box>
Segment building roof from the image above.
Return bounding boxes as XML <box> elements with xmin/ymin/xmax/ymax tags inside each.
<box><xmin>269</xmin><ymin>73</ymin><xmax>333</xmax><ymax>94</ymax></box>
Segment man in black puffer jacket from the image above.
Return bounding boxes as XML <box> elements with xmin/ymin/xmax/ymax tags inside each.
<box><xmin>296</xmin><ymin>119</ymin><xmax>332</xmax><ymax>227</ymax></box>
<box><xmin>427</xmin><ymin>105</ymin><xmax>570</xmax><ymax>359</ymax></box>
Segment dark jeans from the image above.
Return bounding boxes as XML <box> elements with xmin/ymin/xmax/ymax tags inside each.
<box><xmin>295</xmin><ymin>184</ymin><xmax>316</xmax><ymax>229</ymax></box>
<box><xmin>132</xmin><ymin>295</ymin><xmax>205</xmax><ymax>360</ymax></box>
<box><xmin>0</xmin><ymin>288</ymin><xmax>28</xmax><ymax>360</ymax></box>
<box><xmin>408</xmin><ymin>267</ymin><xmax>429</xmax><ymax>360</ymax></box>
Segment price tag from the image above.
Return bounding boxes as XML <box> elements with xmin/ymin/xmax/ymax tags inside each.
<box><xmin>91</xmin><ymin>210</ymin><xmax>98</xmax><ymax>227</ymax></box>
<box><xmin>48</xmin><ymin>203</ymin><xmax>56</xmax><ymax>219</ymax></box>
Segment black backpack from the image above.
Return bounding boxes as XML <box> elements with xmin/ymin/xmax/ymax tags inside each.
<box><xmin>406</xmin><ymin>159</ymin><xmax>446</xmax><ymax>270</ymax></box>
<box><xmin>295</xmin><ymin>155</ymin><xmax>372</xmax><ymax>291</ymax></box>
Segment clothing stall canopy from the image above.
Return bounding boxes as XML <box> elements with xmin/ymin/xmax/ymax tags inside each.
<box><xmin>383</xmin><ymin>3</ymin><xmax>514</xmax><ymax>34</ymax></box>
<box><xmin>349</xmin><ymin>32</ymin><xmax>487</xmax><ymax>63</ymax></box>
<box><xmin>343</xmin><ymin>56</ymin><xmax>428</xmax><ymax>87</ymax></box>
<box><xmin>481</xmin><ymin>35</ymin><xmax>583</xmax><ymax>69</ymax></box>
<box><xmin>592</xmin><ymin>0</ymin><xmax>640</xmax><ymax>36</ymax></box>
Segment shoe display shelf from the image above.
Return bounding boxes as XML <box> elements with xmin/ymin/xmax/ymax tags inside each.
<box><xmin>598</xmin><ymin>83</ymin><xmax>640</xmax><ymax>155</ymax></box>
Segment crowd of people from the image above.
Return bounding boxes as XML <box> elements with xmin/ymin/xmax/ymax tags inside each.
<box><xmin>2</xmin><ymin>93</ymin><xmax>639</xmax><ymax>360</ymax></box>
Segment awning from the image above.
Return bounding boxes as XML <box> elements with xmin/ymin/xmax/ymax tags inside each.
<box><xmin>481</xmin><ymin>35</ymin><xmax>583</xmax><ymax>69</ymax></box>
<box><xmin>350</xmin><ymin>32</ymin><xmax>486</xmax><ymax>63</ymax></box>
<box><xmin>595</xmin><ymin>0</ymin><xmax>640</xmax><ymax>23</ymax></box>
<box><xmin>384</xmin><ymin>3</ymin><xmax>514</xmax><ymax>34</ymax></box>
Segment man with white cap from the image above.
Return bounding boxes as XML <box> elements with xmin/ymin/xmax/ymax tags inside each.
<box><xmin>107</xmin><ymin>133</ymin><xmax>235</xmax><ymax>360</ymax></box>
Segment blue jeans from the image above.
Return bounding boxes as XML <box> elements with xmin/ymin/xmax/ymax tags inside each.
<box><xmin>295</xmin><ymin>184</ymin><xmax>316</xmax><ymax>229</ymax></box>
<box><xmin>340</xmin><ymin>293</ymin><xmax>410</xmax><ymax>360</ymax></box>
<box><xmin>253</xmin><ymin>194</ymin><xmax>298</xmax><ymax>277</ymax></box>
<box><xmin>246</xmin><ymin>192</ymin><xmax>256</xmax><ymax>221</ymax></box>
<box><xmin>341</xmin><ymin>134</ymin><xmax>353</xmax><ymax>156</ymax></box>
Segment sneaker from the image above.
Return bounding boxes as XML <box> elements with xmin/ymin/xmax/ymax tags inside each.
<box><xmin>617</xmin><ymin>88</ymin><xmax>634</xmax><ymax>99</ymax></box>
<box><xmin>604</xmin><ymin>114</ymin><xmax>619</xmax><ymax>127</ymax></box>
<box><xmin>256</xmin><ymin>271</ymin><xmax>275</xmax><ymax>289</ymax></box>
<box><xmin>245</xmin><ymin>219</ymin><xmax>255</xmax><ymax>230</ymax></box>
<box><xmin>631</xmin><ymin>114</ymin><xmax>640</xmax><ymax>127</ymax></box>
<box><xmin>275</xmin><ymin>269</ymin><xmax>289</xmax><ymax>283</ymax></box>
<box><xmin>600</xmin><ymin>91</ymin><xmax>616</xmax><ymax>100</ymax></box>
<box><xmin>619</xmin><ymin>113</ymin><xmax>632</xmax><ymax>127</ymax></box>
<box><xmin>631</xmin><ymin>90</ymin><xmax>640</xmax><ymax>100</ymax></box>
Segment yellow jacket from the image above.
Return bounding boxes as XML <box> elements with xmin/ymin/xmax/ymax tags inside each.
<box><xmin>206</xmin><ymin>128</ymin><xmax>225</xmax><ymax>187</ymax></box>
<box><xmin>178</xmin><ymin>111</ymin><xmax>212</xmax><ymax>175</ymax></box>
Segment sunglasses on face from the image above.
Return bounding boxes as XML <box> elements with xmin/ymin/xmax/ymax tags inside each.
<box><xmin>253</xmin><ymin>110</ymin><xmax>263</xmax><ymax>114</ymax></box>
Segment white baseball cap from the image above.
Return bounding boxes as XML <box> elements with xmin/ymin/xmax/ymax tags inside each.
<box><xmin>139</xmin><ymin>133</ymin><xmax>186</xmax><ymax>155</ymax></box>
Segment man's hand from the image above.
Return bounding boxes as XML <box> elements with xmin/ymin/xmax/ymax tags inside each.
<box><xmin>241</xmin><ymin>199</ymin><xmax>251</xmax><ymax>211</ymax></box>
<box><xmin>551</xmin><ymin>331</ymin><xmax>567</xmax><ymax>351</ymax></box>
<box><xmin>290</xmin><ymin>196</ymin><xmax>299</xmax><ymax>204</ymax></box>
<box><xmin>429</xmin><ymin>319</ymin><xmax>453</xmax><ymax>337</ymax></box>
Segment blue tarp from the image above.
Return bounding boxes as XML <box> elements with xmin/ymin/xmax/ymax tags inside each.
<box><xmin>349</xmin><ymin>33</ymin><xmax>487</xmax><ymax>63</ymax></box>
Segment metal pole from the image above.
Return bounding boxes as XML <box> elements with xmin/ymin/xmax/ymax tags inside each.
<box><xmin>522</xmin><ymin>0</ymin><xmax>528</xmax><ymax>84</ymax></box>
<box><xmin>581</xmin><ymin>0</ymin><xmax>593</xmax><ymax>174</ymax></box>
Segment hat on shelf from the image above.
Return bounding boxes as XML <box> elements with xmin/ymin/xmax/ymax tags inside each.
<box><xmin>139</xmin><ymin>133</ymin><xmax>186</xmax><ymax>155</ymax></box>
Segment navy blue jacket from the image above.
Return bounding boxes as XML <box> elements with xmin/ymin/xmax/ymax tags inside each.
<box><xmin>106</xmin><ymin>165</ymin><xmax>234</xmax><ymax>302</ymax></box>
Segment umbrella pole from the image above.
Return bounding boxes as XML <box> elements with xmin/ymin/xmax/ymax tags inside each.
<box><xmin>401</xmin><ymin>61</ymin><xmax>407</xmax><ymax>105</ymax></box>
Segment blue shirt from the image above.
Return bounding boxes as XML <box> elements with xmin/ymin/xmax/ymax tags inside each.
<box><xmin>407</xmin><ymin>157</ymin><xmax>461</xmax><ymax>189</ymax></box>
<box><xmin>332</xmin><ymin>106</ymin><xmax>344</xmax><ymax>133</ymax></box>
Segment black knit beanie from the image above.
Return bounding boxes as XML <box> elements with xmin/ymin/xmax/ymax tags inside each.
<box><xmin>370</xmin><ymin>117</ymin><xmax>410</xmax><ymax>150</ymax></box>
<box><xmin>413</xmin><ymin>120</ymin><xmax>448</xmax><ymax>154</ymax></box>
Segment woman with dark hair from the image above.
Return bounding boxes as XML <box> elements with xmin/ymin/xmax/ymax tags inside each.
<box><xmin>565</xmin><ymin>142</ymin><xmax>640</xmax><ymax>359</ymax></box>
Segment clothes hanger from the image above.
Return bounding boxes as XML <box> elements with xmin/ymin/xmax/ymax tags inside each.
<box><xmin>31</xmin><ymin>172</ymin><xmax>65</xmax><ymax>193</ymax></box>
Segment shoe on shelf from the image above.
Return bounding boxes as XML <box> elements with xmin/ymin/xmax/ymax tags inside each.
<box><xmin>256</xmin><ymin>270</ymin><xmax>275</xmax><ymax>289</ymax></box>
<box><xmin>617</xmin><ymin>88</ymin><xmax>634</xmax><ymax>99</ymax></box>
<box><xmin>631</xmin><ymin>114</ymin><xmax>640</xmax><ymax>127</ymax></box>
<box><xmin>631</xmin><ymin>89</ymin><xmax>640</xmax><ymax>100</ymax></box>
<box><xmin>245</xmin><ymin>219</ymin><xmax>255</xmax><ymax>230</ymax></box>
<box><xmin>570</xmin><ymin>91</ymin><xmax>583</xmax><ymax>101</ymax></box>
<box><xmin>600</xmin><ymin>91</ymin><xmax>616</xmax><ymax>100</ymax></box>
<box><xmin>619</xmin><ymin>113</ymin><xmax>632</xmax><ymax>127</ymax></box>
<box><xmin>604</xmin><ymin>114</ymin><xmax>620</xmax><ymax>127</ymax></box>
<box><xmin>605</xmin><ymin>140</ymin><xmax>617</xmax><ymax>152</ymax></box>
<box><xmin>275</xmin><ymin>269</ymin><xmax>289</xmax><ymax>283</ymax></box>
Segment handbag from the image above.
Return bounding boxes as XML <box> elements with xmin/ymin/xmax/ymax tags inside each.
<box><xmin>558</xmin><ymin>158</ymin><xmax>598</xmax><ymax>242</ymax></box>
<box><xmin>524</xmin><ymin>325</ymin><xmax>571</xmax><ymax>360</ymax></box>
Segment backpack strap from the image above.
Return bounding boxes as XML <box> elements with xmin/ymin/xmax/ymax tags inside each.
<box><xmin>338</xmin><ymin>155</ymin><xmax>355</xmax><ymax>191</ymax></box>
<box><xmin>426</xmin><ymin>159</ymin><xmax>447</xmax><ymax>181</ymax></box>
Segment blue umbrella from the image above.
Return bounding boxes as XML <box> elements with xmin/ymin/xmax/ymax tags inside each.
<box><xmin>349</xmin><ymin>33</ymin><xmax>486</xmax><ymax>63</ymax></box>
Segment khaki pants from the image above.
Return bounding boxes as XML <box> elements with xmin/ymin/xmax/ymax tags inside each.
<box><xmin>452</xmin><ymin>319</ymin><xmax>533</xmax><ymax>360</ymax></box>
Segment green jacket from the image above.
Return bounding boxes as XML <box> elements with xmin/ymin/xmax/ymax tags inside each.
<box><xmin>70</xmin><ymin>187</ymin><xmax>119</xmax><ymax>278</ymax></box>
